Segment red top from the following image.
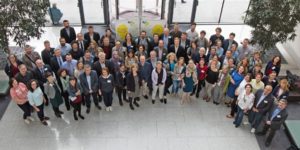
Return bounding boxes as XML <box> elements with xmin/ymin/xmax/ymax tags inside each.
<box><xmin>11</xmin><ymin>64</ymin><xmax>20</xmax><ymax>77</ymax></box>
<box><xmin>197</xmin><ymin>64</ymin><xmax>208</xmax><ymax>80</ymax></box>
<box><xmin>10</xmin><ymin>83</ymin><xmax>28</xmax><ymax>105</ymax></box>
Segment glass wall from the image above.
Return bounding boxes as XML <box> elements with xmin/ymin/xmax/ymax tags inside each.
<box><xmin>172</xmin><ymin>0</ymin><xmax>193</xmax><ymax>23</ymax></box>
<box><xmin>195</xmin><ymin>0</ymin><xmax>223</xmax><ymax>23</ymax></box>
<box><xmin>82</xmin><ymin>0</ymin><xmax>105</xmax><ymax>24</ymax></box>
<box><xmin>221</xmin><ymin>0</ymin><xmax>250</xmax><ymax>23</ymax></box>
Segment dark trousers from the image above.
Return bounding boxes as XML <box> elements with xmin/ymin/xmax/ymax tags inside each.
<box><xmin>17</xmin><ymin>102</ymin><xmax>31</xmax><ymax>119</ymax></box>
<box><xmin>116</xmin><ymin>87</ymin><xmax>127</xmax><ymax>102</ymax></box>
<box><xmin>84</xmin><ymin>92</ymin><xmax>99</xmax><ymax>108</ymax></box>
<box><xmin>163</xmin><ymin>76</ymin><xmax>173</xmax><ymax>96</ymax></box>
<box><xmin>230</xmin><ymin>96</ymin><xmax>238</xmax><ymax>116</ymax></box>
<box><xmin>36</xmin><ymin>104</ymin><xmax>45</xmax><ymax>121</ymax></box>
<box><xmin>40</xmin><ymin>85</ymin><xmax>49</xmax><ymax>105</ymax></box>
<box><xmin>71</xmin><ymin>102</ymin><xmax>82</xmax><ymax>116</ymax></box>
<box><xmin>62</xmin><ymin>91</ymin><xmax>70</xmax><ymax>110</ymax></box>
<box><xmin>249</xmin><ymin>110</ymin><xmax>264</xmax><ymax>129</ymax></box>
<box><xmin>102</xmin><ymin>91</ymin><xmax>113</xmax><ymax>107</ymax></box>
<box><xmin>52</xmin><ymin>106</ymin><xmax>61</xmax><ymax>115</ymax></box>
<box><xmin>193</xmin><ymin>79</ymin><xmax>205</xmax><ymax>94</ymax></box>
<box><xmin>261</xmin><ymin>124</ymin><xmax>277</xmax><ymax>144</ymax></box>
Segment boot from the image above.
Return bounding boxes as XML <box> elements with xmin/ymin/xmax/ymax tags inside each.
<box><xmin>73</xmin><ymin>110</ymin><xmax>78</xmax><ymax>121</ymax></box>
<box><xmin>164</xmin><ymin>98</ymin><xmax>167</xmax><ymax>104</ymax></box>
<box><xmin>134</xmin><ymin>98</ymin><xmax>140</xmax><ymax>107</ymax></box>
<box><xmin>129</xmin><ymin>98</ymin><xmax>134</xmax><ymax>110</ymax></box>
<box><xmin>78</xmin><ymin>112</ymin><xmax>85</xmax><ymax>120</ymax></box>
<box><xmin>160</xmin><ymin>99</ymin><xmax>163</xmax><ymax>103</ymax></box>
<box><xmin>152</xmin><ymin>100</ymin><xmax>155</xmax><ymax>104</ymax></box>
<box><xmin>119</xmin><ymin>99</ymin><xmax>123</xmax><ymax>106</ymax></box>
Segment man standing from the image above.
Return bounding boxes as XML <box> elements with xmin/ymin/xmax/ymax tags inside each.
<box><xmin>57</xmin><ymin>37</ymin><xmax>72</xmax><ymax>58</ymax></box>
<box><xmin>41</xmin><ymin>40</ymin><xmax>55</xmax><ymax>66</ymax></box>
<box><xmin>209</xmin><ymin>27</ymin><xmax>224</xmax><ymax>47</ymax></box>
<box><xmin>61</xmin><ymin>54</ymin><xmax>77</xmax><ymax>76</ymax></box>
<box><xmin>237</xmin><ymin>38</ymin><xmax>253</xmax><ymax>61</ymax></box>
<box><xmin>154</xmin><ymin>40</ymin><xmax>168</xmax><ymax>62</ymax></box>
<box><xmin>139</xmin><ymin>55</ymin><xmax>152</xmax><ymax>100</ymax></box>
<box><xmin>249</xmin><ymin>85</ymin><xmax>274</xmax><ymax>133</ymax></box>
<box><xmin>76</xmin><ymin>33</ymin><xmax>88</xmax><ymax>51</ymax></box>
<box><xmin>256</xmin><ymin>99</ymin><xmax>288</xmax><ymax>147</ymax></box>
<box><xmin>15</xmin><ymin>64</ymin><xmax>34</xmax><ymax>84</ymax></box>
<box><xmin>22</xmin><ymin>45</ymin><xmax>41</xmax><ymax>71</ymax></box>
<box><xmin>186</xmin><ymin>22</ymin><xmax>198</xmax><ymax>42</ymax></box>
<box><xmin>160</xmin><ymin>28</ymin><xmax>172</xmax><ymax>49</ymax></box>
<box><xmin>180</xmin><ymin>32</ymin><xmax>191</xmax><ymax>52</ymax></box>
<box><xmin>84</xmin><ymin>25</ymin><xmax>101</xmax><ymax>46</ymax></box>
<box><xmin>79</xmin><ymin>64</ymin><xmax>102</xmax><ymax>113</ymax></box>
<box><xmin>60</xmin><ymin>20</ymin><xmax>76</xmax><ymax>43</ymax></box>
<box><xmin>50</xmin><ymin>48</ymin><xmax>64</xmax><ymax>76</ymax></box>
<box><xmin>222</xmin><ymin>32</ymin><xmax>238</xmax><ymax>52</ymax></box>
<box><xmin>136</xmin><ymin>31</ymin><xmax>151</xmax><ymax>54</ymax></box>
<box><xmin>169</xmin><ymin>37</ymin><xmax>187</xmax><ymax>63</ymax></box>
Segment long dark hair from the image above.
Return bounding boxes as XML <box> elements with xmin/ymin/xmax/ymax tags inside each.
<box><xmin>28</xmin><ymin>79</ymin><xmax>40</xmax><ymax>92</ymax></box>
<box><xmin>69</xmin><ymin>76</ymin><xmax>78</xmax><ymax>89</ymax></box>
<box><xmin>9</xmin><ymin>78</ymin><xmax>17</xmax><ymax>88</ymax></box>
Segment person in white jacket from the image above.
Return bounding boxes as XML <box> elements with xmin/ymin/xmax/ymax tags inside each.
<box><xmin>233</xmin><ymin>84</ymin><xmax>255</xmax><ymax>128</ymax></box>
<box><xmin>151</xmin><ymin>61</ymin><xmax>167</xmax><ymax>104</ymax></box>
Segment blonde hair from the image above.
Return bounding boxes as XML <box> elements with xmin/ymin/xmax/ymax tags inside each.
<box><xmin>279</xmin><ymin>78</ymin><xmax>289</xmax><ymax>91</ymax></box>
<box><xmin>166</xmin><ymin>52</ymin><xmax>176</xmax><ymax>61</ymax></box>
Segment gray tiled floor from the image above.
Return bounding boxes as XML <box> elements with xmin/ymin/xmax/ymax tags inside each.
<box><xmin>0</xmin><ymin>94</ymin><xmax>260</xmax><ymax>150</ymax></box>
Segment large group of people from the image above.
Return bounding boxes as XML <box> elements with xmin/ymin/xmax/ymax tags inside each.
<box><xmin>6</xmin><ymin>20</ymin><xmax>289</xmax><ymax>147</ymax></box>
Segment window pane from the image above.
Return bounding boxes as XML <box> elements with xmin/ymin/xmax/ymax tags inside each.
<box><xmin>82</xmin><ymin>0</ymin><xmax>105</xmax><ymax>23</ymax></box>
<box><xmin>195</xmin><ymin>0</ymin><xmax>223</xmax><ymax>23</ymax></box>
<box><xmin>221</xmin><ymin>0</ymin><xmax>250</xmax><ymax>23</ymax></box>
<box><xmin>173</xmin><ymin>0</ymin><xmax>193</xmax><ymax>23</ymax></box>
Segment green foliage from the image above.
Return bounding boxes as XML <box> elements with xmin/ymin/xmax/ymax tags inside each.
<box><xmin>245</xmin><ymin>0</ymin><xmax>300</xmax><ymax>50</ymax></box>
<box><xmin>0</xmin><ymin>0</ymin><xmax>50</xmax><ymax>52</ymax></box>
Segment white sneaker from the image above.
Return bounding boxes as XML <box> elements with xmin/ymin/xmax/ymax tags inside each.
<box><xmin>109</xmin><ymin>107</ymin><xmax>113</xmax><ymax>111</ymax></box>
<box><xmin>243</xmin><ymin>121</ymin><xmax>249</xmax><ymax>125</ymax></box>
<box><xmin>250</xmin><ymin>128</ymin><xmax>256</xmax><ymax>133</ymax></box>
<box><xmin>24</xmin><ymin>119</ymin><xmax>30</xmax><ymax>124</ymax></box>
<box><xmin>27</xmin><ymin>116</ymin><xmax>35</xmax><ymax>122</ymax></box>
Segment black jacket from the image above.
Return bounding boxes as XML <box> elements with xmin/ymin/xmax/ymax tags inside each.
<box><xmin>79</xmin><ymin>70</ymin><xmax>99</xmax><ymax>95</ymax></box>
<box><xmin>41</xmin><ymin>48</ymin><xmax>54</xmax><ymax>66</ymax></box>
<box><xmin>126</xmin><ymin>72</ymin><xmax>142</xmax><ymax>92</ymax></box>
<box><xmin>60</xmin><ymin>27</ymin><xmax>76</xmax><ymax>43</ymax></box>
<box><xmin>180</xmin><ymin>39</ymin><xmax>191</xmax><ymax>52</ymax></box>
<box><xmin>33</xmin><ymin>65</ymin><xmax>53</xmax><ymax>87</ymax></box>
<box><xmin>115</xmin><ymin>71</ymin><xmax>128</xmax><ymax>88</ymax></box>
<box><xmin>84</xmin><ymin>32</ymin><xmax>101</xmax><ymax>45</ymax></box>
<box><xmin>92</xmin><ymin>60</ymin><xmax>115</xmax><ymax>77</ymax></box>
<box><xmin>5</xmin><ymin>60</ymin><xmax>23</xmax><ymax>78</ymax></box>
<box><xmin>222</xmin><ymin>39</ymin><xmax>238</xmax><ymax>52</ymax></box>
<box><xmin>267</xmin><ymin>103</ymin><xmax>288</xmax><ymax>130</ymax></box>
<box><xmin>169</xmin><ymin>44</ymin><xmax>188</xmax><ymax>63</ymax></box>
<box><xmin>252</xmin><ymin>89</ymin><xmax>274</xmax><ymax>115</ymax></box>
<box><xmin>50</xmin><ymin>56</ymin><xmax>65</xmax><ymax>75</ymax></box>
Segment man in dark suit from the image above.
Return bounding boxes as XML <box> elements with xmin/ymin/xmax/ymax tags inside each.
<box><xmin>76</xmin><ymin>33</ymin><xmax>89</xmax><ymax>51</ymax></box>
<box><xmin>169</xmin><ymin>37</ymin><xmax>187</xmax><ymax>63</ymax></box>
<box><xmin>84</xmin><ymin>25</ymin><xmax>101</xmax><ymax>46</ymax></box>
<box><xmin>41</xmin><ymin>40</ymin><xmax>54</xmax><ymax>66</ymax></box>
<box><xmin>92</xmin><ymin>52</ymin><xmax>114</xmax><ymax>77</ymax></box>
<box><xmin>60</xmin><ymin>20</ymin><xmax>76</xmax><ymax>43</ymax></box>
<box><xmin>79</xmin><ymin>64</ymin><xmax>102</xmax><ymax>113</ymax></box>
<box><xmin>34</xmin><ymin>59</ymin><xmax>53</xmax><ymax>106</ymax></box>
<box><xmin>50</xmin><ymin>48</ymin><xmax>64</xmax><ymax>76</ymax></box>
<box><xmin>249</xmin><ymin>85</ymin><xmax>274</xmax><ymax>133</ymax></box>
<box><xmin>256</xmin><ymin>99</ymin><xmax>288</xmax><ymax>147</ymax></box>
<box><xmin>209</xmin><ymin>27</ymin><xmax>224</xmax><ymax>48</ymax></box>
<box><xmin>139</xmin><ymin>55</ymin><xmax>152</xmax><ymax>99</ymax></box>
<box><xmin>222</xmin><ymin>32</ymin><xmax>238</xmax><ymax>54</ymax></box>
<box><xmin>154</xmin><ymin>40</ymin><xmax>168</xmax><ymax>62</ymax></box>
<box><xmin>180</xmin><ymin>32</ymin><xmax>191</xmax><ymax>52</ymax></box>
<box><xmin>160</xmin><ymin>28</ymin><xmax>173</xmax><ymax>49</ymax></box>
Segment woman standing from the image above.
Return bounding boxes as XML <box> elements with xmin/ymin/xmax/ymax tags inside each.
<box><xmin>172</xmin><ymin>57</ymin><xmax>185</xmax><ymax>96</ymax></box>
<box><xmin>272</xmin><ymin>78</ymin><xmax>289</xmax><ymax>102</ymax></box>
<box><xmin>227</xmin><ymin>73</ymin><xmax>252</xmax><ymax>118</ymax></box>
<box><xmin>126</xmin><ymin>64</ymin><xmax>142</xmax><ymax>110</ymax></box>
<box><xmin>9</xmin><ymin>78</ymin><xmax>34</xmax><ymax>124</ymax></box>
<box><xmin>115</xmin><ymin>64</ymin><xmax>128</xmax><ymax>106</ymax></box>
<box><xmin>74</xmin><ymin>61</ymin><xmax>84</xmax><ymax>79</ymax></box>
<box><xmin>151</xmin><ymin>61</ymin><xmax>167</xmax><ymax>104</ymax></box>
<box><xmin>123</xmin><ymin>33</ymin><xmax>136</xmax><ymax>52</ymax></box>
<box><xmin>203</xmin><ymin>60</ymin><xmax>219</xmax><ymax>102</ymax></box>
<box><xmin>125</xmin><ymin>49</ymin><xmax>139</xmax><ymax>70</ymax></box>
<box><xmin>27</xmin><ymin>79</ymin><xmax>49</xmax><ymax>126</ymax></box>
<box><xmin>135</xmin><ymin>45</ymin><xmax>147</xmax><ymax>58</ymax></box>
<box><xmin>181</xmin><ymin>60</ymin><xmax>198</xmax><ymax>104</ymax></box>
<box><xmin>225</xmin><ymin>66</ymin><xmax>245</xmax><ymax>107</ymax></box>
<box><xmin>233</xmin><ymin>84</ymin><xmax>255</xmax><ymax>128</ymax></box>
<box><xmin>212</xmin><ymin>66</ymin><xmax>230</xmax><ymax>105</ymax></box>
<box><xmin>68</xmin><ymin>77</ymin><xmax>84</xmax><ymax>120</ymax></box>
<box><xmin>58</xmin><ymin>69</ymin><xmax>71</xmax><ymax>111</ymax></box>
<box><xmin>192</xmin><ymin>58</ymin><xmax>207</xmax><ymax>97</ymax></box>
<box><xmin>44</xmin><ymin>73</ymin><xmax>64</xmax><ymax>118</ymax></box>
<box><xmin>187</xmin><ymin>41</ymin><xmax>199</xmax><ymax>63</ymax></box>
<box><xmin>87</xmin><ymin>40</ymin><xmax>104</xmax><ymax>62</ymax></box>
<box><xmin>163</xmin><ymin>53</ymin><xmax>176</xmax><ymax>103</ymax></box>
<box><xmin>265</xmin><ymin>56</ymin><xmax>281</xmax><ymax>76</ymax></box>
<box><xmin>99</xmin><ymin>68</ymin><xmax>115</xmax><ymax>111</ymax></box>
<box><xmin>5</xmin><ymin>54</ymin><xmax>23</xmax><ymax>78</ymax></box>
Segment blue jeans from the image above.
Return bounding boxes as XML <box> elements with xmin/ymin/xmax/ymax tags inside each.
<box><xmin>234</xmin><ymin>106</ymin><xmax>245</xmax><ymax>127</ymax></box>
<box><xmin>172</xmin><ymin>80</ymin><xmax>181</xmax><ymax>94</ymax></box>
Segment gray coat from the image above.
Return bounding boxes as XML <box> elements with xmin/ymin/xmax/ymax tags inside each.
<box><xmin>44</xmin><ymin>81</ymin><xmax>61</xmax><ymax>99</ymax></box>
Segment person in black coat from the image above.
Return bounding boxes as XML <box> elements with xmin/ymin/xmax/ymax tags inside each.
<box><xmin>272</xmin><ymin>78</ymin><xmax>289</xmax><ymax>101</ymax></box>
<box><xmin>256</xmin><ymin>99</ymin><xmax>288</xmax><ymax>147</ymax></box>
<box><xmin>180</xmin><ymin>32</ymin><xmax>191</xmax><ymax>52</ymax></box>
<box><xmin>160</xmin><ymin>28</ymin><xmax>173</xmax><ymax>49</ymax></box>
<box><xmin>50</xmin><ymin>48</ymin><xmax>65</xmax><ymax>77</ymax></box>
<box><xmin>126</xmin><ymin>63</ymin><xmax>142</xmax><ymax>110</ymax></box>
<box><xmin>41</xmin><ymin>40</ymin><xmax>54</xmax><ymax>66</ymax></box>
<box><xmin>76</xmin><ymin>33</ymin><xmax>89</xmax><ymax>51</ymax></box>
<box><xmin>92</xmin><ymin>52</ymin><xmax>115</xmax><ymax>77</ymax></box>
<box><xmin>248</xmin><ymin>85</ymin><xmax>274</xmax><ymax>133</ymax></box>
<box><xmin>169</xmin><ymin>37</ymin><xmax>188</xmax><ymax>63</ymax></box>
<box><xmin>14</xmin><ymin>64</ymin><xmax>34</xmax><ymax>85</ymax></box>
<box><xmin>69</xmin><ymin>42</ymin><xmax>84</xmax><ymax>61</ymax></box>
<box><xmin>60</xmin><ymin>20</ymin><xmax>76</xmax><ymax>43</ymax></box>
<box><xmin>115</xmin><ymin>64</ymin><xmax>128</xmax><ymax>106</ymax></box>
<box><xmin>222</xmin><ymin>32</ymin><xmax>238</xmax><ymax>53</ymax></box>
<box><xmin>84</xmin><ymin>25</ymin><xmax>101</xmax><ymax>46</ymax></box>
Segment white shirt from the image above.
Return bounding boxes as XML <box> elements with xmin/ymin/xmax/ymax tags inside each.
<box><xmin>237</xmin><ymin>91</ymin><xmax>255</xmax><ymax>110</ymax></box>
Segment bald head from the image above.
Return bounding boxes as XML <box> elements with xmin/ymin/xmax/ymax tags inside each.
<box><xmin>263</xmin><ymin>85</ymin><xmax>273</xmax><ymax>95</ymax></box>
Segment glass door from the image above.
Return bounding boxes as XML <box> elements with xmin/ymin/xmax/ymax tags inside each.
<box><xmin>80</xmin><ymin>0</ymin><xmax>107</xmax><ymax>24</ymax></box>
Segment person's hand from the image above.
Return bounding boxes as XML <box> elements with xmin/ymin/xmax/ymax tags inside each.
<box><xmin>128</xmin><ymin>91</ymin><xmax>131</xmax><ymax>94</ymax></box>
<box><xmin>89</xmin><ymin>90</ymin><xmax>93</xmax><ymax>94</ymax></box>
<box><xmin>43</xmin><ymin>98</ymin><xmax>46</xmax><ymax>103</ymax></box>
<box><xmin>243</xmin><ymin>109</ymin><xmax>248</xmax><ymax>113</ymax></box>
<box><xmin>35</xmin><ymin>108</ymin><xmax>40</xmax><ymax>112</ymax></box>
<box><xmin>266</xmin><ymin>121</ymin><xmax>271</xmax><ymax>125</ymax></box>
<box><xmin>98</xmin><ymin>90</ymin><xmax>102</xmax><ymax>95</ymax></box>
<box><xmin>231</xmin><ymin>79</ymin><xmax>235</xmax><ymax>85</ymax></box>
